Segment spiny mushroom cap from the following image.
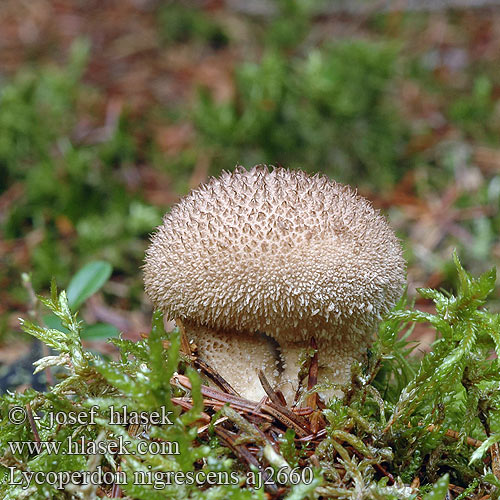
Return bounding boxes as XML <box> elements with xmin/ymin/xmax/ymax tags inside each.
<box><xmin>144</xmin><ymin>165</ymin><xmax>405</xmax><ymax>345</ymax></box>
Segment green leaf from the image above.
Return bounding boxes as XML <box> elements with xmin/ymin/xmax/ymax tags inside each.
<box><xmin>453</xmin><ymin>251</ymin><xmax>471</xmax><ymax>294</ymax></box>
<box><xmin>92</xmin><ymin>359</ymin><xmax>147</xmax><ymax>402</ymax></box>
<box><xmin>50</xmin><ymin>276</ymin><xmax>58</xmax><ymax>304</ymax></box>
<box><xmin>149</xmin><ymin>310</ymin><xmax>177</xmax><ymax>393</ymax></box>
<box><xmin>417</xmin><ymin>288</ymin><xmax>445</xmax><ymax>301</ymax></box>
<box><xmin>43</xmin><ymin>312</ymin><xmax>69</xmax><ymax>333</ymax></box>
<box><xmin>181</xmin><ymin>366</ymin><xmax>203</xmax><ymax>426</ymax></box>
<box><xmin>19</xmin><ymin>319</ymin><xmax>69</xmax><ymax>350</ymax></box>
<box><xmin>469</xmin><ymin>433</ymin><xmax>500</xmax><ymax>464</ymax></box>
<box><xmin>81</xmin><ymin>322</ymin><xmax>120</xmax><ymax>339</ymax></box>
<box><xmin>483</xmin><ymin>473</ymin><xmax>500</xmax><ymax>488</ymax></box>
<box><xmin>66</xmin><ymin>261</ymin><xmax>112</xmax><ymax>310</ymax></box>
<box><xmin>284</xmin><ymin>471</ymin><xmax>322</xmax><ymax>500</ymax></box>
<box><xmin>422</xmin><ymin>474</ymin><xmax>449</xmax><ymax>500</ymax></box>
<box><xmin>44</xmin><ymin>314</ymin><xmax>119</xmax><ymax>340</ymax></box>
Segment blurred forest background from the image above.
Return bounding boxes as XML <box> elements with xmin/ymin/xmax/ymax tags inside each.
<box><xmin>1</xmin><ymin>0</ymin><xmax>500</xmax><ymax>387</ymax></box>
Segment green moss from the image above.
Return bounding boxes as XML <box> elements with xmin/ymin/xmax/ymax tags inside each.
<box><xmin>1</xmin><ymin>254</ymin><xmax>499</xmax><ymax>498</ymax></box>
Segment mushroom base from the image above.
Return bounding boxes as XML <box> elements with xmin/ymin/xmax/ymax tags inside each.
<box><xmin>276</xmin><ymin>337</ymin><xmax>368</xmax><ymax>405</ymax></box>
<box><xmin>185</xmin><ymin>322</ymin><xmax>280</xmax><ymax>402</ymax></box>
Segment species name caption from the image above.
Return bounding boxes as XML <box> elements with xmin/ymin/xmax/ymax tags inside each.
<box><xmin>6</xmin><ymin>405</ymin><xmax>315</xmax><ymax>490</ymax></box>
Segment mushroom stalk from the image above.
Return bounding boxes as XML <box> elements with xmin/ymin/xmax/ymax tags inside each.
<box><xmin>276</xmin><ymin>337</ymin><xmax>365</xmax><ymax>404</ymax></box>
<box><xmin>184</xmin><ymin>322</ymin><xmax>279</xmax><ymax>401</ymax></box>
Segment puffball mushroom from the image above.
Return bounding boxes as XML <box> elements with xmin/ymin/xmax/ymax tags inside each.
<box><xmin>144</xmin><ymin>165</ymin><xmax>406</xmax><ymax>403</ymax></box>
